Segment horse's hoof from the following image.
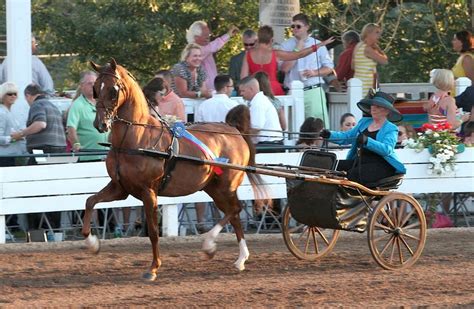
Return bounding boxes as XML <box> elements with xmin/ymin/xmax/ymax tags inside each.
<box><xmin>234</xmin><ymin>263</ymin><xmax>245</xmax><ymax>271</ymax></box>
<box><xmin>143</xmin><ymin>272</ymin><xmax>157</xmax><ymax>281</ymax></box>
<box><xmin>202</xmin><ymin>248</ymin><xmax>217</xmax><ymax>260</ymax></box>
<box><xmin>84</xmin><ymin>235</ymin><xmax>100</xmax><ymax>254</ymax></box>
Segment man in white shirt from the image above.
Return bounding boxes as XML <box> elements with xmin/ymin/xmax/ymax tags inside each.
<box><xmin>280</xmin><ymin>13</ymin><xmax>334</xmax><ymax>127</ymax></box>
<box><xmin>238</xmin><ymin>76</ymin><xmax>283</xmax><ymax>148</ymax></box>
<box><xmin>0</xmin><ymin>36</ymin><xmax>54</xmax><ymax>95</ymax></box>
<box><xmin>195</xmin><ymin>75</ymin><xmax>238</xmax><ymax>122</ymax></box>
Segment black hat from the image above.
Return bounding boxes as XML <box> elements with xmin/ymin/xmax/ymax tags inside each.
<box><xmin>357</xmin><ymin>91</ymin><xmax>402</xmax><ymax>122</ymax></box>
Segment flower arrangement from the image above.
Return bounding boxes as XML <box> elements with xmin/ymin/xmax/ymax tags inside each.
<box><xmin>404</xmin><ymin>122</ymin><xmax>464</xmax><ymax>175</ymax></box>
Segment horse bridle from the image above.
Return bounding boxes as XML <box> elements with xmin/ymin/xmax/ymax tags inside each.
<box><xmin>94</xmin><ymin>71</ymin><xmax>126</xmax><ymax>121</ymax></box>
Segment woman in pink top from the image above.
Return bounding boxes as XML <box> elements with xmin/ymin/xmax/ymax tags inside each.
<box><xmin>143</xmin><ymin>77</ymin><xmax>186</xmax><ymax>122</ymax></box>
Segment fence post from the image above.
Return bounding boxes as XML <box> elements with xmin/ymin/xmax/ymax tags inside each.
<box><xmin>289</xmin><ymin>80</ymin><xmax>305</xmax><ymax>138</ymax></box>
<box><xmin>455</xmin><ymin>77</ymin><xmax>472</xmax><ymax>96</ymax></box>
<box><xmin>347</xmin><ymin>78</ymin><xmax>363</xmax><ymax>121</ymax></box>
<box><xmin>161</xmin><ymin>204</ymin><xmax>178</xmax><ymax>236</ymax></box>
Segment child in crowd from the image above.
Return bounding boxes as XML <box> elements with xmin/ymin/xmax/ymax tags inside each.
<box><xmin>396</xmin><ymin>123</ymin><xmax>416</xmax><ymax>147</ymax></box>
<box><xmin>296</xmin><ymin>117</ymin><xmax>324</xmax><ymax>148</ymax></box>
<box><xmin>424</xmin><ymin>69</ymin><xmax>469</xmax><ymax>130</ymax></box>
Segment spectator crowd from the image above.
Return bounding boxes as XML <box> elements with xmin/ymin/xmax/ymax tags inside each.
<box><xmin>1</xmin><ymin>15</ymin><xmax>473</xmax><ymax>235</ymax></box>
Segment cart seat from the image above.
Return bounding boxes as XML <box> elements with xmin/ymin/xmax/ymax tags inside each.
<box><xmin>365</xmin><ymin>174</ymin><xmax>404</xmax><ymax>191</ymax></box>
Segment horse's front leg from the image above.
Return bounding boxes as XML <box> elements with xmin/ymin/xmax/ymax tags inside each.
<box><xmin>82</xmin><ymin>181</ymin><xmax>128</xmax><ymax>254</ymax></box>
<box><xmin>142</xmin><ymin>189</ymin><xmax>160</xmax><ymax>281</ymax></box>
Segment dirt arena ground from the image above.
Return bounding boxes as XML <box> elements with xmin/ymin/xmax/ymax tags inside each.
<box><xmin>0</xmin><ymin>227</ymin><xmax>473</xmax><ymax>308</ymax></box>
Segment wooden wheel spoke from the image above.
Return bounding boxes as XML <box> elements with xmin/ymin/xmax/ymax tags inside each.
<box><xmin>289</xmin><ymin>224</ymin><xmax>304</xmax><ymax>234</ymax></box>
<box><xmin>390</xmin><ymin>200</ymin><xmax>398</xmax><ymax>226</ymax></box>
<box><xmin>303</xmin><ymin>228</ymin><xmax>311</xmax><ymax>254</ymax></box>
<box><xmin>398</xmin><ymin>234</ymin><xmax>415</xmax><ymax>256</ymax></box>
<box><xmin>381</xmin><ymin>208</ymin><xmax>395</xmax><ymax>228</ymax></box>
<box><xmin>374</xmin><ymin>222</ymin><xmax>393</xmax><ymax>232</ymax></box>
<box><xmin>400</xmin><ymin>231</ymin><xmax>420</xmax><ymax>241</ymax></box>
<box><xmin>373</xmin><ymin>232</ymin><xmax>392</xmax><ymax>244</ymax></box>
<box><xmin>397</xmin><ymin>202</ymin><xmax>407</xmax><ymax>227</ymax></box>
<box><xmin>294</xmin><ymin>226</ymin><xmax>308</xmax><ymax>242</ymax></box>
<box><xmin>315</xmin><ymin>228</ymin><xmax>331</xmax><ymax>246</ymax></box>
<box><xmin>379</xmin><ymin>234</ymin><xmax>395</xmax><ymax>256</ymax></box>
<box><xmin>400</xmin><ymin>208</ymin><xmax>416</xmax><ymax>228</ymax></box>
<box><xmin>310</xmin><ymin>228</ymin><xmax>319</xmax><ymax>254</ymax></box>
<box><xmin>403</xmin><ymin>221</ymin><xmax>420</xmax><ymax>230</ymax></box>
<box><xmin>389</xmin><ymin>237</ymin><xmax>398</xmax><ymax>263</ymax></box>
<box><xmin>396</xmin><ymin>236</ymin><xmax>404</xmax><ymax>264</ymax></box>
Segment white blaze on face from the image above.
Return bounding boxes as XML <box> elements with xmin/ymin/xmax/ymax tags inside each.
<box><xmin>100</xmin><ymin>82</ymin><xmax>105</xmax><ymax>91</ymax></box>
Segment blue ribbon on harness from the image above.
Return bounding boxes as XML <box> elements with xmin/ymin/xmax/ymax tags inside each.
<box><xmin>171</xmin><ymin>122</ymin><xmax>229</xmax><ymax>174</ymax></box>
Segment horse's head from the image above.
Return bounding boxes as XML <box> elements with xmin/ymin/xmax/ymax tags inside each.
<box><xmin>90</xmin><ymin>58</ymin><xmax>125</xmax><ymax>133</ymax></box>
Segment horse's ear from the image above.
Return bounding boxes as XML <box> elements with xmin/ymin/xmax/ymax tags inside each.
<box><xmin>110</xmin><ymin>58</ymin><xmax>117</xmax><ymax>71</ymax></box>
<box><xmin>90</xmin><ymin>61</ymin><xmax>101</xmax><ymax>72</ymax></box>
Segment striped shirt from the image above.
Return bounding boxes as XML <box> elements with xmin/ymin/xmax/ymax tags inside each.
<box><xmin>26</xmin><ymin>96</ymin><xmax>66</xmax><ymax>148</ymax></box>
<box><xmin>353</xmin><ymin>42</ymin><xmax>377</xmax><ymax>96</ymax></box>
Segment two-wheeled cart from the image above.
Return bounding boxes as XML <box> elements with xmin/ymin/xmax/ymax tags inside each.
<box><xmin>143</xmin><ymin>148</ymin><xmax>427</xmax><ymax>270</ymax></box>
<box><xmin>273</xmin><ymin>150</ymin><xmax>427</xmax><ymax>270</ymax></box>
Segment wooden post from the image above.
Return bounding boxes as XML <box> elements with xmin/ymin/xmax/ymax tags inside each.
<box><xmin>6</xmin><ymin>0</ymin><xmax>32</xmax><ymax>126</ymax></box>
<box><xmin>347</xmin><ymin>78</ymin><xmax>363</xmax><ymax>120</ymax></box>
<box><xmin>0</xmin><ymin>215</ymin><xmax>5</xmax><ymax>244</ymax></box>
<box><xmin>289</xmin><ymin>80</ymin><xmax>305</xmax><ymax>138</ymax></box>
<box><xmin>161</xmin><ymin>204</ymin><xmax>178</xmax><ymax>236</ymax></box>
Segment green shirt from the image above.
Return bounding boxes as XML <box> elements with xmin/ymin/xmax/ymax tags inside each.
<box><xmin>67</xmin><ymin>95</ymin><xmax>109</xmax><ymax>161</ymax></box>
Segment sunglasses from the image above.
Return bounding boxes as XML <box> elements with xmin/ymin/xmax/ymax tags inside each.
<box><xmin>290</xmin><ymin>24</ymin><xmax>303</xmax><ymax>29</ymax></box>
<box><xmin>6</xmin><ymin>93</ymin><xmax>17</xmax><ymax>96</ymax></box>
<box><xmin>244</xmin><ymin>42</ymin><xmax>255</xmax><ymax>47</ymax></box>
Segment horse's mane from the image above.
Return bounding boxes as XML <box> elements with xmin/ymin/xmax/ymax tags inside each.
<box><xmin>114</xmin><ymin>64</ymin><xmax>151</xmax><ymax>118</ymax></box>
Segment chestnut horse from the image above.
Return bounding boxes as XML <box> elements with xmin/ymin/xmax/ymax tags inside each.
<box><xmin>81</xmin><ymin>59</ymin><xmax>265</xmax><ymax>281</ymax></box>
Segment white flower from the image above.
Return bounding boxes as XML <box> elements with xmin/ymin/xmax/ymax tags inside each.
<box><xmin>433</xmin><ymin>132</ymin><xmax>440</xmax><ymax>138</ymax></box>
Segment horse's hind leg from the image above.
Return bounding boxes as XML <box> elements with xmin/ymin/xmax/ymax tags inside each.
<box><xmin>228</xmin><ymin>207</ymin><xmax>249</xmax><ymax>271</ymax></box>
<box><xmin>82</xmin><ymin>181</ymin><xmax>128</xmax><ymax>253</ymax></box>
<box><xmin>203</xmin><ymin>191</ymin><xmax>249</xmax><ymax>271</ymax></box>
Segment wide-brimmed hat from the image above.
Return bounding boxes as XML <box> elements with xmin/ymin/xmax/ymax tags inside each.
<box><xmin>357</xmin><ymin>91</ymin><xmax>402</xmax><ymax>122</ymax></box>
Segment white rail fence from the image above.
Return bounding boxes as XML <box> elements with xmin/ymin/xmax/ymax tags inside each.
<box><xmin>1</xmin><ymin>148</ymin><xmax>473</xmax><ymax>244</ymax></box>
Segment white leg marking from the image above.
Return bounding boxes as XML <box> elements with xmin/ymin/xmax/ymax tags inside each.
<box><xmin>202</xmin><ymin>223</ymin><xmax>223</xmax><ymax>254</ymax></box>
<box><xmin>234</xmin><ymin>239</ymin><xmax>249</xmax><ymax>271</ymax></box>
<box><xmin>85</xmin><ymin>234</ymin><xmax>99</xmax><ymax>253</ymax></box>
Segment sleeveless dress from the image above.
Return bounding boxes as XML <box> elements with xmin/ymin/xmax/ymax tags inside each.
<box><xmin>427</xmin><ymin>93</ymin><xmax>450</xmax><ymax>124</ymax></box>
<box><xmin>247</xmin><ymin>51</ymin><xmax>285</xmax><ymax>95</ymax></box>
<box><xmin>452</xmin><ymin>53</ymin><xmax>474</xmax><ymax>95</ymax></box>
<box><xmin>353</xmin><ymin>42</ymin><xmax>377</xmax><ymax>96</ymax></box>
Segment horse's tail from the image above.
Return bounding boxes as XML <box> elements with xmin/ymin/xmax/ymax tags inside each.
<box><xmin>225</xmin><ymin>105</ymin><xmax>270</xmax><ymax>206</ymax></box>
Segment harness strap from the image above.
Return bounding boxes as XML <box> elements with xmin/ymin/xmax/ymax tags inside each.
<box><xmin>158</xmin><ymin>136</ymin><xmax>180</xmax><ymax>193</ymax></box>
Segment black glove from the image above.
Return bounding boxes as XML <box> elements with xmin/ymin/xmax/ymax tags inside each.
<box><xmin>319</xmin><ymin>129</ymin><xmax>331</xmax><ymax>139</ymax></box>
<box><xmin>356</xmin><ymin>133</ymin><xmax>368</xmax><ymax>146</ymax></box>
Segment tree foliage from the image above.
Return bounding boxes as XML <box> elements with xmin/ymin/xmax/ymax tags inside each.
<box><xmin>0</xmin><ymin>0</ymin><xmax>471</xmax><ymax>89</ymax></box>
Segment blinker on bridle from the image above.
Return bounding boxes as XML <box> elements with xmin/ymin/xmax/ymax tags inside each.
<box><xmin>95</xmin><ymin>71</ymin><xmax>124</xmax><ymax>119</ymax></box>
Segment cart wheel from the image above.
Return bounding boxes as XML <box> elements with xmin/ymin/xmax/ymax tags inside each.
<box><xmin>367</xmin><ymin>192</ymin><xmax>427</xmax><ymax>270</ymax></box>
<box><xmin>282</xmin><ymin>205</ymin><xmax>340</xmax><ymax>261</ymax></box>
